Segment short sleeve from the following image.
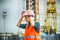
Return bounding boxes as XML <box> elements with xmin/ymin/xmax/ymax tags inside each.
<box><xmin>19</xmin><ymin>24</ymin><xmax>26</xmax><ymax>29</ymax></box>
<box><xmin>34</xmin><ymin>22</ymin><xmax>40</xmax><ymax>28</ymax></box>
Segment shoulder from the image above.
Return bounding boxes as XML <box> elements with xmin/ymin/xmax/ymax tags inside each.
<box><xmin>34</xmin><ymin>22</ymin><xmax>40</xmax><ymax>25</ymax></box>
<box><xmin>34</xmin><ymin>22</ymin><xmax>40</xmax><ymax>28</ymax></box>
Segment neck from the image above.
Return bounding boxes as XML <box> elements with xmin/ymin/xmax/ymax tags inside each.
<box><xmin>28</xmin><ymin>22</ymin><xmax>31</xmax><ymax>26</ymax></box>
<box><xmin>27</xmin><ymin>21</ymin><xmax>34</xmax><ymax>26</ymax></box>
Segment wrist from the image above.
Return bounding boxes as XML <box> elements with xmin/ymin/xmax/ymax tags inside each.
<box><xmin>21</xmin><ymin>16</ymin><xmax>23</xmax><ymax>18</ymax></box>
<box><xmin>22</xmin><ymin>16</ymin><xmax>24</xmax><ymax>18</ymax></box>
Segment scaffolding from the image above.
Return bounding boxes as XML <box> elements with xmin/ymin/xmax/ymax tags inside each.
<box><xmin>44</xmin><ymin>0</ymin><xmax>57</xmax><ymax>34</ymax></box>
<box><xmin>26</xmin><ymin>0</ymin><xmax>39</xmax><ymax>21</ymax></box>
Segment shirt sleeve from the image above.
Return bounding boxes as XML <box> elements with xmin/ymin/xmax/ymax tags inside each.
<box><xmin>34</xmin><ymin>22</ymin><xmax>40</xmax><ymax>28</ymax></box>
<box><xmin>19</xmin><ymin>24</ymin><xmax>26</xmax><ymax>29</ymax></box>
<box><xmin>34</xmin><ymin>22</ymin><xmax>40</xmax><ymax>33</ymax></box>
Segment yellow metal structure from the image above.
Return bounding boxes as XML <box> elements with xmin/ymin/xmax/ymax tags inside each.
<box><xmin>26</xmin><ymin>0</ymin><xmax>39</xmax><ymax>21</ymax></box>
<box><xmin>44</xmin><ymin>0</ymin><xmax>57</xmax><ymax>34</ymax></box>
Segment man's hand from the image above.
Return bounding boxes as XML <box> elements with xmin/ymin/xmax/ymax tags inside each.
<box><xmin>21</xmin><ymin>11</ymin><xmax>25</xmax><ymax>18</ymax></box>
<box><xmin>17</xmin><ymin>11</ymin><xmax>25</xmax><ymax>27</ymax></box>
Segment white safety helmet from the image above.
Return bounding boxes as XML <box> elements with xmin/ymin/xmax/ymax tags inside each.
<box><xmin>24</xmin><ymin>9</ymin><xmax>35</xmax><ymax>21</ymax></box>
<box><xmin>24</xmin><ymin>9</ymin><xmax>35</xmax><ymax>16</ymax></box>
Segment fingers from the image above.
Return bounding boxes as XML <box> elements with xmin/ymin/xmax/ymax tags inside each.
<box><xmin>21</xmin><ymin>11</ymin><xmax>25</xmax><ymax>17</ymax></box>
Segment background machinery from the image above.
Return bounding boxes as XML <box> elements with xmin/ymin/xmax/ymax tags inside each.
<box><xmin>44</xmin><ymin>0</ymin><xmax>57</xmax><ymax>34</ymax></box>
<box><xmin>26</xmin><ymin>0</ymin><xmax>39</xmax><ymax>21</ymax></box>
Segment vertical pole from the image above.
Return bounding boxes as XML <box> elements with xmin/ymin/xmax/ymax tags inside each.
<box><xmin>4</xmin><ymin>18</ymin><xmax>5</xmax><ymax>40</ymax></box>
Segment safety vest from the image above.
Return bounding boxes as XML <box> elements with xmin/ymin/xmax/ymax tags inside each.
<box><xmin>24</xmin><ymin>24</ymin><xmax>40</xmax><ymax>40</ymax></box>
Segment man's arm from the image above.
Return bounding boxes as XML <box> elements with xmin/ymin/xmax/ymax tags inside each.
<box><xmin>17</xmin><ymin>11</ymin><xmax>25</xmax><ymax>27</ymax></box>
<box><xmin>17</xmin><ymin>16</ymin><xmax>24</xmax><ymax>27</ymax></box>
<box><xmin>34</xmin><ymin>22</ymin><xmax>40</xmax><ymax>28</ymax></box>
<box><xmin>34</xmin><ymin>22</ymin><xmax>40</xmax><ymax>33</ymax></box>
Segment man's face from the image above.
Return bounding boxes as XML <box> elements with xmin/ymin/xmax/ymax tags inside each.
<box><xmin>24</xmin><ymin>15</ymin><xmax>34</xmax><ymax>22</ymax></box>
<box><xmin>25</xmin><ymin>16</ymin><xmax>30</xmax><ymax>22</ymax></box>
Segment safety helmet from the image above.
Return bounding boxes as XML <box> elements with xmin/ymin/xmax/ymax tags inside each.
<box><xmin>24</xmin><ymin>9</ymin><xmax>35</xmax><ymax>17</ymax></box>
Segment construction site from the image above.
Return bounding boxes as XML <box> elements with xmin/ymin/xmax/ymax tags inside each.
<box><xmin>0</xmin><ymin>0</ymin><xmax>60</xmax><ymax>40</ymax></box>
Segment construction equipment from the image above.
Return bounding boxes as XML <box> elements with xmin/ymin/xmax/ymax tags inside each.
<box><xmin>44</xmin><ymin>0</ymin><xmax>57</xmax><ymax>34</ymax></box>
<box><xmin>26</xmin><ymin>0</ymin><xmax>39</xmax><ymax>21</ymax></box>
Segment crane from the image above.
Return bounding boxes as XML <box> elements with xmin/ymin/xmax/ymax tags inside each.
<box><xmin>26</xmin><ymin>0</ymin><xmax>39</xmax><ymax>21</ymax></box>
<box><xmin>44</xmin><ymin>0</ymin><xmax>57</xmax><ymax>34</ymax></box>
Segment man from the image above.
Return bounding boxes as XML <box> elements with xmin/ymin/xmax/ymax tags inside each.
<box><xmin>17</xmin><ymin>10</ymin><xmax>40</xmax><ymax>40</ymax></box>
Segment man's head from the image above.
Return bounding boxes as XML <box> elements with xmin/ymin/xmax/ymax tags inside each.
<box><xmin>24</xmin><ymin>10</ymin><xmax>35</xmax><ymax>22</ymax></box>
